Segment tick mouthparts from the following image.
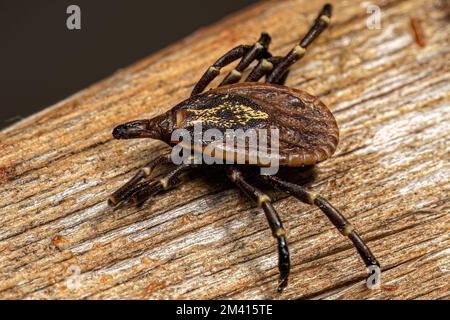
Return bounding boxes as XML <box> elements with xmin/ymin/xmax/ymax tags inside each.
<box><xmin>112</xmin><ymin>120</ymin><xmax>158</xmax><ymax>140</ymax></box>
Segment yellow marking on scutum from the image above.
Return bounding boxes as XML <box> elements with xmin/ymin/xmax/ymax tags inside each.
<box><xmin>185</xmin><ymin>102</ymin><xmax>269</xmax><ymax>127</ymax></box>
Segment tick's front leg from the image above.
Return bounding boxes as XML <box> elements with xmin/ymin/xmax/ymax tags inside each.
<box><xmin>108</xmin><ymin>152</ymin><xmax>171</xmax><ymax>207</ymax></box>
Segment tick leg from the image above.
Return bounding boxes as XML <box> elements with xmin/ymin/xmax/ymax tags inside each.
<box><xmin>276</xmin><ymin>70</ymin><xmax>290</xmax><ymax>86</ymax></box>
<box><xmin>108</xmin><ymin>153</ymin><xmax>171</xmax><ymax>207</ymax></box>
<box><xmin>130</xmin><ymin>163</ymin><xmax>195</xmax><ymax>207</ymax></box>
<box><xmin>228</xmin><ymin>167</ymin><xmax>290</xmax><ymax>292</ymax></box>
<box><xmin>191</xmin><ymin>45</ymin><xmax>251</xmax><ymax>96</ymax></box>
<box><xmin>245</xmin><ymin>56</ymin><xmax>290</xmax><ymax>85</ymax></box>
<box><xmin>260</xmin><ymin>175</ymin><xmax>380</xmax><ymax>279</ymax></box>
<box><xmin>266</xmin><ymin>3</ymin><xmax>332</xmax><ymax>84</ymax></box>
<box><xmin>218</xmin><ymin>32</ymin><xmax>271</xmax><ymax>86</ymax></box>
<box><xmin>191</xmin><ymin>32</ymin><xmax>271</xmax><ymax>96</ymax></box>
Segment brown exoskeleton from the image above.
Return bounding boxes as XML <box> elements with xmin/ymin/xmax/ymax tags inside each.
<box><xmin>109</xmin><ymin>4</ymin><xmax>380</xmax><ymax>292</ymax></box>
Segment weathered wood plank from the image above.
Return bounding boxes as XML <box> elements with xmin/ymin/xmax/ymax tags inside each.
<box><xmin>0</xmin><ymin>0</ymin><xmax>449</xmax><ymax>299</ymax></box>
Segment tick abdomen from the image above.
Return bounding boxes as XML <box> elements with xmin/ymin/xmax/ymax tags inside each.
<box><xmin>173</xmin><ymin>82</ymin><xmax>339</xmax><ymax>166</ymax></box>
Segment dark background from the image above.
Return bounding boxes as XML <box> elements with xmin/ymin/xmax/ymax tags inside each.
<box><xmin>0</xmin><ymin>0</ymin><xmax>259</xmax><ymax>129</ymax></box>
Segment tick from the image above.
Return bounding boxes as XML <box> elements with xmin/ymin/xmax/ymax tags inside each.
<box><xmin>108</xmin><ymin>4</ymin><xmax>380</xmax><ymax>292</ymax></box>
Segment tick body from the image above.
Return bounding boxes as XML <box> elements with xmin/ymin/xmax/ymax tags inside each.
<box><xmin>109</xmin><ymin>4</ymin><xmax>380</xmax><ymax>292</ymax></box>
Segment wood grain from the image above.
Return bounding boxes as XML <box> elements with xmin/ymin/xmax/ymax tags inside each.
<box><xmin>0</xmin><ymin>0</ymin><xmax>449</xmax><ymax>299</ymax></box>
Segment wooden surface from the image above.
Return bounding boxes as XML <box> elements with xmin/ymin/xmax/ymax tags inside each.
<box><xmin>0</xmin><ymin>0</ymin><xmax>449</xmax><ymax>300</ymax></box>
